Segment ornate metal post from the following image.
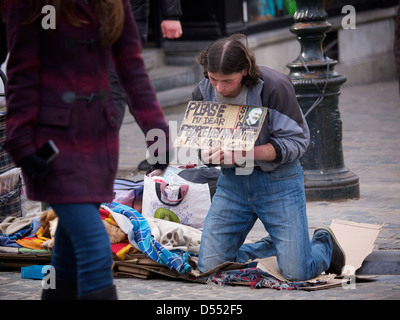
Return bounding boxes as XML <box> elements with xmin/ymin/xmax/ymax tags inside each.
<box><xmin>287</xmin><ymin>0</ymin><xmax>359</xmax><ymax>201</ymax></box>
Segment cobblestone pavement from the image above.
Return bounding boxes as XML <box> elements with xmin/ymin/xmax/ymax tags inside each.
<box><xmin>1</xmin><ymin>80</ymin><xmax>399</xmax><ymax>301</ymax></box>
<box><xmin>0</xmin><ymin>269</ymin><xmax>399</xmax><ymax>301</ymax></box>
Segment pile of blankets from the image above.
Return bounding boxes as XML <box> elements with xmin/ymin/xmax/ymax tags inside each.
<box><xmin>102</xmin><ymin>202</ymin><xmax>196</xmax><ymax>274</ymax></box>
<box><xmin>0</xmin><ymin>211</ymin><xmax>46</xmax><ymax>253</ymax></box>
<box><xmin>0</xmin><ymin>202</ymin><xmax>200</xmax><ymax>275</ymax></box>
<box><xmin>0</xmin><ymin>202</ymin><xmax>332</xmax><ymax>291</ymax></box>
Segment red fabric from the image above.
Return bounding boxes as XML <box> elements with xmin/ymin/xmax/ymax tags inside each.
<box><xmin>100</xmin><ymin>208</ymin><xmax>133</xmax><ymax>260</ymax></box>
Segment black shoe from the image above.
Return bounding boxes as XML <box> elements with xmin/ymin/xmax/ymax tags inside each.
<box><xmin>314</xmin><ymin>226</ymin><xmax>346</xmax><ymax>276</ymax></box>
<box><xmin>78</xmin><ymin>284</ymin><xmax>118</xmax><ymax>300</ymax></box>
<box><xmin>138</xmin><ymin>159</ymin><xmax>152</xmax><ymax>171</ymax></box>
<box><xmin>41</xmin><ymin>278</ymin><xmax>77</xmax><ymax>300</ymax></box>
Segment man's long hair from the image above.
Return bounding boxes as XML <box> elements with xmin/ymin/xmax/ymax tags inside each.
<box><xmin>196</xmin><ymin>34</ymin><xmax>261</xmax><ymax>88</ymax></box>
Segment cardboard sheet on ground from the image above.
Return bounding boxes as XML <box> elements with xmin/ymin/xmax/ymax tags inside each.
<box><xmin>329</xmin><ymin>219</ymin><xmax>384</xmax><ymax>274</ymax></box>
<box><xmin>256</xmin><ymin>257</ymin><xmax>341</xmax><ymax>290</ymax></box>
<box><xmin>174</xmin><ymin>101</ymin><xmax>267</xmax><ymax>151</ymax></box>
<box><xmin>255</xmin><ymin>219</ymin><xmax>383</xmax><ymax>289</ymax></box>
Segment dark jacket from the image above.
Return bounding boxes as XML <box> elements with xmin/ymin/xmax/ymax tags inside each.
<box><xmin>130</xmin><ymin>0</ymin><xmax>182</xmax><ymax>21</ymax></box>
<box><xmin>4</xmin><ymin>0</ymin><xmax>169</xmax><ymax>203</ymax></box>
<box><xmin>160</xmin><ymin>0</ymin><xmax>182</xmax><ymax>20</ymax></box>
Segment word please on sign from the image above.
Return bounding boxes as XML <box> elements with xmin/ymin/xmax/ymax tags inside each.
<box><xmin>174</xmin><ymin>101</ymin><xmax>267</xmax><ymax>151</ymax></box>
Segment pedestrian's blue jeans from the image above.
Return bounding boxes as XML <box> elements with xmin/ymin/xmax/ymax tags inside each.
<box><xmin>198</xmin><ymin>160</ymin><xmax>333</xmax><ymax>281</ymax></box>
<box><xmin>50</xmin><ymin>203</ymin><xmax>114</xmax><ymax>296</ymax></box>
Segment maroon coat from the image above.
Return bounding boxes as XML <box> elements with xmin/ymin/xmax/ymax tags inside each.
<box><xmin>4</xmin><ymin>0</ymin><xmax>169</xmax><ymax>203</ymax></box>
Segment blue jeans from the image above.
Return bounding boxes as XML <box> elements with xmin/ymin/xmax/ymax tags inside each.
<box><xmin>50</xmin><ymin>203</ymin><xmax>114</xmax><ymax>296</ymax></box>
<box><xmin>198</xmin><ymin>160</ymin><xmax>332</xmax><ymax>281</ymax></box>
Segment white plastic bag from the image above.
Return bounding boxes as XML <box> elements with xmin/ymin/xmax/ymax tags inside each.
<box><xmin>142</xmin><ymin>174</ymin><xmax>211</xmax><ymax>230</ymax></box>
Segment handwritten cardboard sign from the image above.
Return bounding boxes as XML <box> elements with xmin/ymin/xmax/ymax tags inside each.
<box><xmin>174</xmin><ymin>101</ymin><xmax>267</xmax><ymax>151</ymax></box>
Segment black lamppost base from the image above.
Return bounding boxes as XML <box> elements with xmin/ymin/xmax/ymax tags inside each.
<box><xmin>304</xmin><ymin>168</ymin><xmax>360</xmax><ymax>201</ymax></box>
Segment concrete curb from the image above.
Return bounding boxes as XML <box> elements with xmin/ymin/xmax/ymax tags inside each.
<box><xmin>357</xmin><ymin>250</ymin><xmax>400</xmax><ymax>275</ymax></box>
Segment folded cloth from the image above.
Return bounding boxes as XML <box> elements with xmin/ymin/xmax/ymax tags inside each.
<box><xmin>0</xmin><ymin>211</ymin><xmax>42</xmax><ymax>236</ymax></box>
<box><xmin>102</xmin><ymin>202</ymin><xmax>192</xmax><ymax>274</ymax></box>
<box><xmin>25</xmin><ymin>217</ymin><xmax>42</xmax><ymax>238</ymax></box>
<box><xmin>0</xmin><ymin>245</ymin><xmax>19</xmax><ymax>253</ymax></box>
<box><xmin>146</xmin><ymin>217</ymin><xmax>202</xmax><ymax>254</ymax></box>
<box><xmin>15</xmin><ymin>225</ymin><xmax>49</xmax><ymax>250</ymax></box>
<box><xmin>112</xmin><ymin>242</ymin><xmax>135</xmax><ymax>260</ymax></box>
<box><xmin>0</xmin><ymin>235</ymin><xmax>21</xmax><ymax>247</ymax></box>
<box><xmin>18</xmin><ymin>247</ymin><xmax>51</xmax><ymax>254</ymax></box>
<box><xmin>3</xmin><ymin>218</ymin><xmax>41</xmax><ymax>241</ymax></box>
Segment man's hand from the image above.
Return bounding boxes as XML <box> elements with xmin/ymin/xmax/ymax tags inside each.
<box><xmin>161</xmin><ymin>20</ymin><xmax>183</xmax><ymax>39</ymax></box>
<box><xmin>200</xmin><ymin>146</ymin><xmax>236</xmax><ymax>166</ymax></box>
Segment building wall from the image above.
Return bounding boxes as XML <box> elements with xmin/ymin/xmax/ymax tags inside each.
<box><xmin>165</xmin><ymin>6</ymin><xmax>398</xmax><ymax>86</ymax></box>
<box><xmin>249</xmin><ymin>6</ymin><xmax>398</xmax><ymax>85</ymax></box>
<box><xmin>336</xmin><ymin>11</ymin><xmax>396</xmax><ymax>85</ymax></box>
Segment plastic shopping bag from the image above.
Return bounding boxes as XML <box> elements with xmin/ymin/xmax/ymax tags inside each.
<box><xmin>142</xmin><ymin>174</ymin><xmax>211</xmax><ymax>230</ymax></box>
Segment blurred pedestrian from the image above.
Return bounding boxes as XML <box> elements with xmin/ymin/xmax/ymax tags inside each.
<box><xmin>130</xmin><ymin>0</ymin><xmax>182</xmax><ymax>171</ymax></box>
<box><xmin>1</xmin><ymin>0</ymin><xmax>170</xmax><ymax>299</ymax></box>
<box><xmin>110</xmin><ymin>0</ymin><xmax>183</xmax><ymax>133</ymax></box>
<box><xmin>194</xmin><ymin>34</ymin><xmax>345</xmax><ymax>281</ymax></box>
<box><xmin>131</xmin><ymin>0</ymin><xmax>182</xmax><ymax>45</ymax></box>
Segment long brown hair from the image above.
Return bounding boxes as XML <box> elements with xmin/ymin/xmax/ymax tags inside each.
<box><xmin>196</xmin><ymin>34</ymin><xmax>261</xmax><ymax>87</ymax></box>
<box><xmin>1</xmin><ymin>0</ymin><xmax>124</xmax><ymax>46</ymax></box>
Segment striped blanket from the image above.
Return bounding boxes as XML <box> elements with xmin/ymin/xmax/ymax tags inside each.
<box><xmin>102</xmin><ymin>202</ymin><xmax>192</xmax><ymax>275</ymax></box>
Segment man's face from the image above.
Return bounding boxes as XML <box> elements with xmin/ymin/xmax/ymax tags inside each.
<box><xmin>207</xmin><ymin>70</ymin><xmax>246</xmax><ymax>98</ymax></box>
